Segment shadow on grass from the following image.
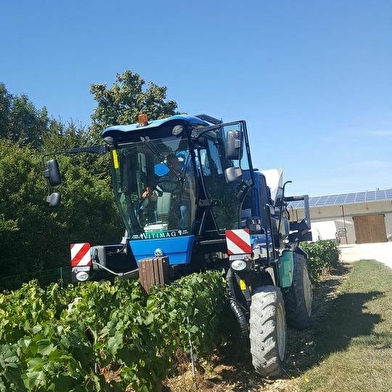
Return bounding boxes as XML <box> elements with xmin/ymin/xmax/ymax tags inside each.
<box><xmin>287</xmin><ymin>263</ymin><xmax>383</xmax><ymax>374</ymax></box>
<box><xmin>313</xmin><ymin>290</ymin><xmax>382</xmax><ymax>354</ymax></box>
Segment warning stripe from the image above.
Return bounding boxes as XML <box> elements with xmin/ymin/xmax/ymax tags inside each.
<box><xmin>225</xmin><ymin>229</ymin><xmax>251</xmax><ymax>255</ymax></box>
<box><xmin>70</xmin><ymin>243</ymin><xmax>91</xmax><ymax>267</ymax></box>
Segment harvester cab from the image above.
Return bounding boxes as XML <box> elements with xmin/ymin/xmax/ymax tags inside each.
<box><xmin>103</xmin><ymin>114</ymin><xmax>257</xmax><ymax>268</ymax></box>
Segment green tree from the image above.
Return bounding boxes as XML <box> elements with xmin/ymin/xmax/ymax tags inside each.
<box><xmin>0</xmin><ymin>72</ymin><xmax>180</xmax><ymax>289</ymax></box>
<box><xmin>0</xmin><ymin>83</ymin><xmax>12</xmax><ymax>137</ymax></box>
<box><xmin>42</xmin><ymin>118</ymin><xmax>89</xmax><ymax>153</ymax></box>
<box><xmin>7</xmin><ymin>94</ymin><xmax>49</xmax><ymax>148</ymax></box>
<box><xmin>0</xmin><ymin>82</ymin><xmax>52</xmax><ymax>149</ymax></box>
<box><xmin>89</xmin><ymin>70</ymin><xmax>178</xmax><ymax>142</ymax></box>
<box><xmin>0</xmin><ymin>140</ymin><xmax>123</xmax><ymax>290</ymax></box>
<box><xmin>0</xmin><ymin>140</ymin><xmax>50</xmax><ymax>279</ymax></box>
<box><xmin>50</xmin><ymin>153</ymin><xmax>123</xmax><ymax>246</ymax></box>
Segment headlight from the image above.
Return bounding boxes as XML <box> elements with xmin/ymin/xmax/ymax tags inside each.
<box><xmin>231</xmin><ymin>259</ymin><xmax>247</xmax><ymax>271</ymax></box>
<box><xmin>76</xmin><ymin>271</ymin><xmax>89</xmax><ymax>282</ymax></box>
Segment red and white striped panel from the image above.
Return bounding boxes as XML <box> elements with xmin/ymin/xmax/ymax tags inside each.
<box><xmin>225</xmin><ymin>229</ymin><xmax>251</xmax><ymax>255</ymax></box>
<box><xmin>70</xmin><ymin>243</ymin><xmax>92</xmax><ymax>267</ymax></box>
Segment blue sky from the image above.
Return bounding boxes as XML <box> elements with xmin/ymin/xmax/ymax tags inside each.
<box><xmin>1</xmin><ymin>0</ymin><xmax>391</xmax><ymax>197</ymax></box>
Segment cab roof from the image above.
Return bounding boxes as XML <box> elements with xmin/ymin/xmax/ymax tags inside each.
<box><xmin>102</xmin><ymin>114</ymin><xmax>211</xmax><ymax>137</ymax></box>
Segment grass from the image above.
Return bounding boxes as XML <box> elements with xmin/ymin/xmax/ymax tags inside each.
<box><xmin>296</xmin><ymin>260</ymin><xmax>392</xmax><ymax>392</ymax></box>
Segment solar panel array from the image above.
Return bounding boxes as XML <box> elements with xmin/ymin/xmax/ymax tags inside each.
<box><xmin>288</xmin><ymin>188</ymin><xmax>392</xmax><ymax>209</ymax></box>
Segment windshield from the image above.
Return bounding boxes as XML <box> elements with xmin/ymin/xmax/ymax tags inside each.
<box><xmin>111</xmin><ymin>136</ymin><xmax>196</xmax><ymax>239</ymax></box>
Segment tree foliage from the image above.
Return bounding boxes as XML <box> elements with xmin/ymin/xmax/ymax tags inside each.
<box><xmin>0</xmin><ymin>83</ymin><xmax>51</xmax><ymax>149</ymax></box>
<box><xmin>0</xmin><ymin>84</ymin><xmax>12</xmax><ymax>136</ymax></box>
<box><xmin>0</xmin><ymin>84</ymin><xmax>103</xmax><ymax>288</ymax></box>
<box><xmin>0</xmin><ymin>140</ymin><xmax>50</xmax><ymax>276</ymax></box>
<box><xmin>50</xmin><ymin>153</ymin><xmax>123</xmax><ymax>246</ymax></box>
<box><xmin>89</xmin><ymin>70</ymin><xmax>178</xmax><ymax>142</ymax></box>
<box><xmin>42</xmin><ymin>119</ymin><xmax>89</xmax><ymax>154</ymax></box>
<box><xmin>0</xmin><ymin>139</ymin><xmax>122</xmax><ymax>289</ymax></box>
<box><xmin>0</xmin><ymin>72</ymin><xmax>179</xmax><ymax>289</ymax></box>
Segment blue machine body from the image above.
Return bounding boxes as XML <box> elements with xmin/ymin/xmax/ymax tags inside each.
<box><xmin>129</xmin><ymin>235</ymin><xmax>195</xmax><ymax>265</ymax></box>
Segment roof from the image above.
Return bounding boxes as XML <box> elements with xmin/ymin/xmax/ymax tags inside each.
<box><xmin>102</xmin><ymin>115</ymin><xmax>210</xmax><ymax>136</ymax></box>
<box><xmin>288</xmin><ymin>188</ymin><xmax>392</xmax><ymax>209</ymax></box>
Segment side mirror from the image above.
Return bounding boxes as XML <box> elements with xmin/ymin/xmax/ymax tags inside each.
<box><xmin>224</xmin><ymin>167</ymin><xmax>243</xmax><ymax>183</ymax></box>
<box><xmin>44</xmin><ymin>159</ymin><xmax>62</xmax><ymax>186</ymax></box>
<box><xmin>225</xmin><ymin>130</ymin><xmax>243</xmax><ymax>160</ymax></box>
<box><xmin>46</xmin><ymin>192</ymin><xmax>61</xmax><ymax>207</ymax></box>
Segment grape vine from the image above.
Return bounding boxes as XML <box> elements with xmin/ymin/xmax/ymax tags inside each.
<box><xmin>0</xmin><ymin>271</ymin><xmax>227</xmax><ymax>391</ymax></box>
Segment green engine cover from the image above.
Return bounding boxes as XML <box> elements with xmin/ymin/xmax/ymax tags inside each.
<box><xmin>278</xmin><ymin>250</ymin><xmax>294</xmax><ymax>288</ymax></box>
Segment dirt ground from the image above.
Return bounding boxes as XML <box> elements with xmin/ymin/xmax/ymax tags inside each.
<box><xmin>339</xmin><ymin>242</ymin><xmax>392</xmax><ymax>268</ymax></box>
<box><xmin>163</xmin><ymin>263</ymin><xmax>350</xmax><ymax>392</ymax></box>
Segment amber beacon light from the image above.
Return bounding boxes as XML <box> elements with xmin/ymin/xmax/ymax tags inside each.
<box><xmin>138</xmin><ymin>114</ymin><xmax>149</xmax><ymax>126</ymax></box>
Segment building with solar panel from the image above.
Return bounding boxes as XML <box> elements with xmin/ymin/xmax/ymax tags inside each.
<box><xmin>287</xmin><ymin>188</ymin><xmax>392</xmax><ymax>244</ymax></box>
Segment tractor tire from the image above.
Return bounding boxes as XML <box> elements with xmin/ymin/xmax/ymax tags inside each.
<box><xmin>285</xmin><ymin>253</ymin><xmax>313</xmax><ymax>330</ymax></box>
<box><xmin>249</xmin><ymin>285</ymin><xmax>287</xmax><ymax>378</ymax></box>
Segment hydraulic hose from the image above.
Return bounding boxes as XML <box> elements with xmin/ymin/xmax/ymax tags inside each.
<box><xmin>226</xmin><ymin>268</ymin><xmax>249</xmax><ymax>338</ymax></box>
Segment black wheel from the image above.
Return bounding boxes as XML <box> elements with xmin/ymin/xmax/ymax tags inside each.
<box><xmin>285</xmin><ymin>253</ymin><xmax>313</xmax><ymax>330</ymax></box>
<box><xmin>249</xmin><ymin>286</ymin><xmax>286</xmax><ymax>378</ymax></box>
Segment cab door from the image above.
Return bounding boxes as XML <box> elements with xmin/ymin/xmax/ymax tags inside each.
<box><xmin>197</xmin><ymin>121</ymin><xmax>254</xmax><ymax>234</ymax></box>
